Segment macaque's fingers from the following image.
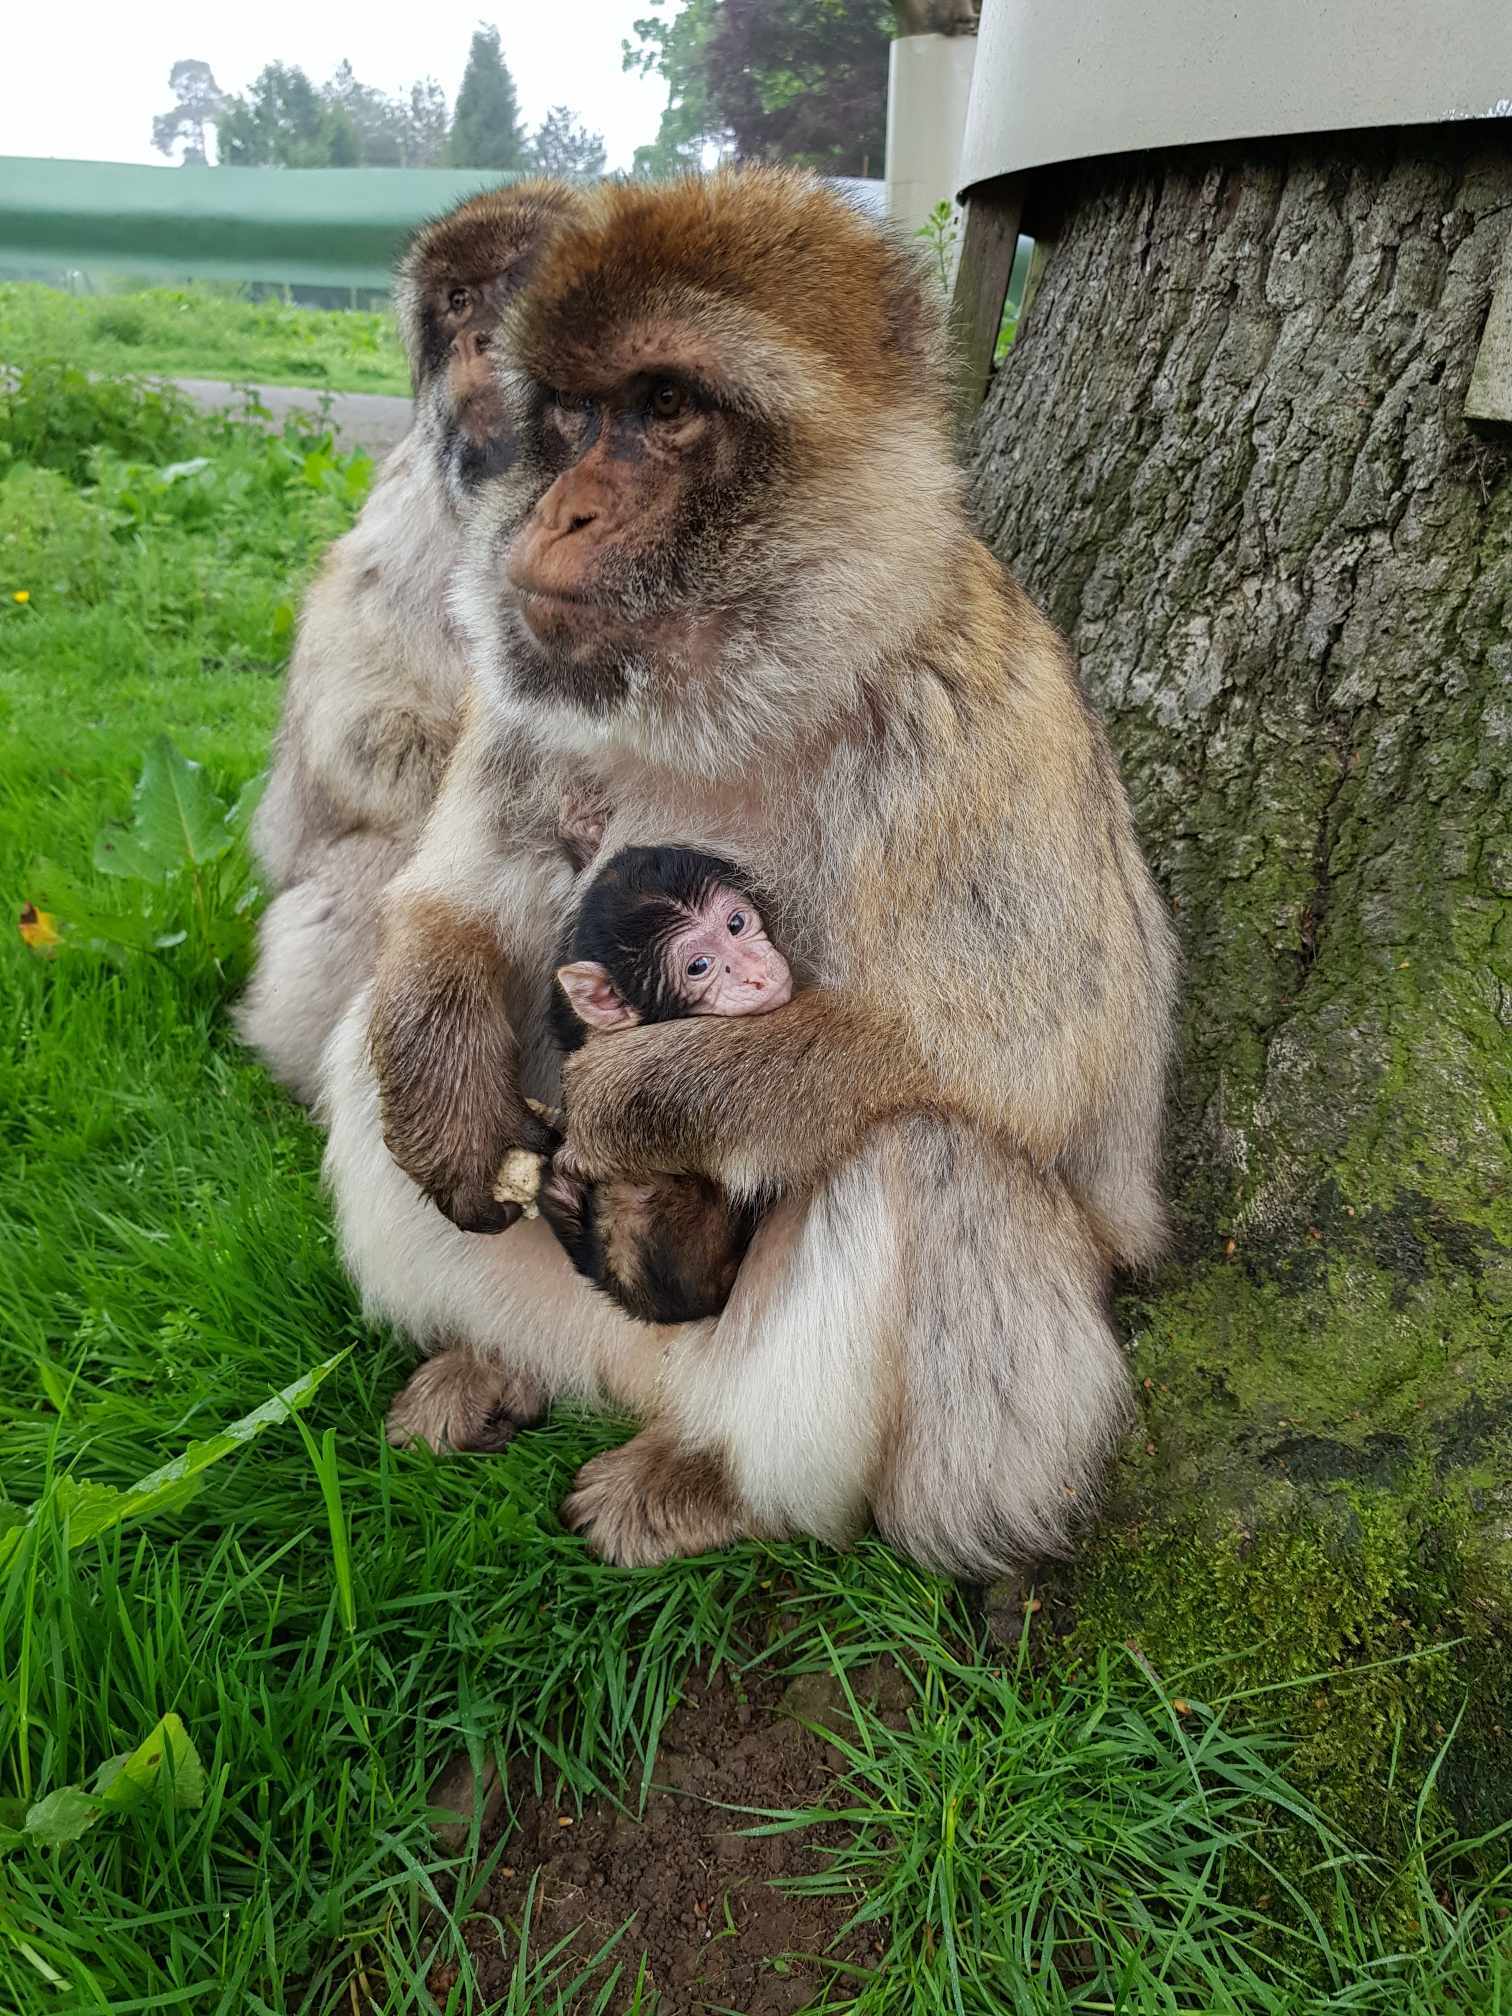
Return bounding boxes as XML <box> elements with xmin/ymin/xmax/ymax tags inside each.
<box><xmin>370</xmin><ymin>887</ymin><xmax>562</xmax><ymax>1229</ymax></box>
<box><xmin>421</xmin><ymin>1177</ymin><xmax>522</xmax><ymax>1236</ymax></box>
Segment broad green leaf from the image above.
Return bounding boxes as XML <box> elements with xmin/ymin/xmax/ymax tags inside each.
<box><xmin>19</xmin><ymin>1715</ymin><xmax>205</xmax><ymax>1852</ymax></box>
<box><xmin>0</xmin><ymin>1351</ymin><xmax>348</xmax><ymax>1569</ymax></box>
<box><xmin>92</xmin><ymin>1713</ymin><xmax>205</xmax><ymax>1813</ymax></box>
<box><xmin>226</xmin><ymin>771</ymin><xmax>268</xmax><ymax>839</ymax></box>
<box><xmin>23</xmin><ymin>1786</ymin><xmax>99</xmax><ymax>1846</ymax></box>
<box><xmin>93</xmin><ymin>736</ymin><xmax>233</xmax><ymax>882</ymax></box>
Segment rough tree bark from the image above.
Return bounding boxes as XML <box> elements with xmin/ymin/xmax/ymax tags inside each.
<box><xmin>970</xmin><ymin>130</ymin><xmax>1510</xmax><ymax>1835</ymax></box>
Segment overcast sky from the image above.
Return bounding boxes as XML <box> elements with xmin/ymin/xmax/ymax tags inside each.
<box><xmin>4</xmin><ymin>2</ymin><xmax>675</xmax><ymax>172</ymax></box>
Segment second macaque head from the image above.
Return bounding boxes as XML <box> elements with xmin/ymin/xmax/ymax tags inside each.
<box><xmin>554</xmin><ymin>846</ymin><xmax>793</xmax><ymax>1040</ymax></box>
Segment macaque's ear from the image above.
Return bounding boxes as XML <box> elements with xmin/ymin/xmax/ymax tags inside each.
<box><xmin>555</xmin><ymin>961</ymin><xmax>638</xmax><ymax>1031</ymax></box>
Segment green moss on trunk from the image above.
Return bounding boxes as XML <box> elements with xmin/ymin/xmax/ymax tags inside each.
<box><xmin>970</xmin><ymin>127</ymin><xmax>1512</xmax><ymax>1856</ymax></box>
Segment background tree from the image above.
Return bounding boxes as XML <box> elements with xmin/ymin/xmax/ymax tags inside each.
<box><xmin>449</xmin><ymin>25</ymin><xmax>527</xmax><ymax>171</ymax></box>
<box><xmin>401</xmin><ymin>79</ymin><xmax>452</xmax><ymax>167</ymax></box>
<box><xmin>967</xmin><ymin>129</ymin><xmax>1512</xmax><ymax>1839</ymax></box>
<box><xmin>151</xmin><ymin>59</ymin><xmax>225</xmax><ymax>168</ymax></box>
<box><xmin>322</xmin><ymin>60</ymin><xmax>406</xmax><ymax>167</ymax></box>
<box><xmin>625</xmin><ymin>0</ymin><xmax>731</xmax><ymax>177</ymax></box>
<box><xmin>627</xmin><ymin>0</ymin><xmax>892</xmax><ymax>178</ymax></box>
<box><xmin>217</xmin><ymin>63</ymin><xmax>357</xmax><ymax>168</ymax></box>
<box><xmin>529</xmin><ymin>106</ymin><xmax>608</xmax><ymax>179</ymax></box>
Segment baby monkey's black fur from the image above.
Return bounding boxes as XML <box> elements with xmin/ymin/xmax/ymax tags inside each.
<box><xmin>538</xmin><ymin>846</ymin><xmax>767</xmax><ymax>1325</ymax></box>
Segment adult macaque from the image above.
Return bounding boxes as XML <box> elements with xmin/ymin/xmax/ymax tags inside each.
<box><xmin>536</xmin><ymin>844</ymin><xmax>791</xmax><ymax>1324</ymax></box>
<box><xmin>236</xmin><ymin>182</ymin><xmax>580</xmax><ymax>1104</ymax></box>
<box><xmin>324</xmin><ymin>169</ymin><xmax>1178</xmax><ymax>1571</ymax></box>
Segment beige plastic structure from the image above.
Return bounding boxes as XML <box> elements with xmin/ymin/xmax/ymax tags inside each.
<box><xmin>957</xmin><ymin>0</ymin><xmax>1512</xmax><ymax>196</ymax></box>
<box><xmin>885</xmin><ymin>32</ymin><xmax>979</xmax><ymax>241</ymax></box>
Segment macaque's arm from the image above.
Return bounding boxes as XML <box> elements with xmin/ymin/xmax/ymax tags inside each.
<box><xmin>369</xmin><ymin>703</ymin><xmax>563</xmax><ymax>1232</ymax></box>
<box><xmin>559</xmin><ymin>989</ymin><xmax>936</xmax><ymax>1197</ymax></box>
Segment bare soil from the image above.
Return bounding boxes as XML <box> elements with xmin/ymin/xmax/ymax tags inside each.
<box><xmin>436</xmin><ymin>1663</ymin><xmax>905</xmax><ymax>2014</ymax></box>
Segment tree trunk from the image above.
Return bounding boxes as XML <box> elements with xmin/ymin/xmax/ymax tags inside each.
<box><xmin>969</xmin><ymin>130</ymin><xmax>1511</xmax><ymax>1838</ymax></box>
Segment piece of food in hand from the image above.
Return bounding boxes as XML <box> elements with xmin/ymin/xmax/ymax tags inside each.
<box><xmin>492</xmin><ymin>1148</ymin><xmax>549</xmax><ymax>1218</ymax></box>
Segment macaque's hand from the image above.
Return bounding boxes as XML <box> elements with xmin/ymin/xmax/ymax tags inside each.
<box><xmin>372</xmin><ymin>983</ymin><xmax>557</xmax><ymax>1235</ymax></box>
<box><xmin>386</xmin><ymin>1074</ymin><xmax>557</xmax><ymax>1234</ymax></box>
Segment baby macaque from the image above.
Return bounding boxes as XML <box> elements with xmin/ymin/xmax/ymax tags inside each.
<box><xmin>532</xmin><ymin>846</ymin><xmax>792</xmax><ymax>1324</ymax></box>
<box><xmin>553</xmin><ymin>844</ymin><xmax>794</xmax><ymax>1040</ymax></box>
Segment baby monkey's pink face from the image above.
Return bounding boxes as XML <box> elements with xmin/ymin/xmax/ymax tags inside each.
<box><xmin>556</xmin><ymin>882</ymin><xmax>794</xmax><ymax>1033</ymax></box>
<box><xmin>670</xmin><ymin>887</ymin><xmax>793</xmax><ymax>1017</ymax></box>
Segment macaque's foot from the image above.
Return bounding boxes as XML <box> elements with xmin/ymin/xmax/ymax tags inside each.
<box><xmin>386</xmin><ymin>1347</ymin><xmax>547</xmax><ymax>1454</ymax></box>
<box><xmin>560</xmin><ymin>1431</ymin><xmax>744</xmax><ymax>1567</ymax></box>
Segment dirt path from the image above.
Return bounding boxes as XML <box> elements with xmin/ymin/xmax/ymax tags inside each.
<box><xmin>170</xmin><ymin>375</ymin><xmax>412</xmax><ymax>455</ymax></box>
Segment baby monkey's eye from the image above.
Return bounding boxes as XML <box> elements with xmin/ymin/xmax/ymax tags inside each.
<box><xmin>687</xmin><ymin>955</ymin><xmax>712</xmax><ymax>978</ymax></box>
<box><xmin>650</xmin><ymin>379</ymin><xmax>689</xmax><ymax>421</ymax></box>
<box><xmin>727</xmin><ymin>912</ymin><xmax>747</xmax><ymax>936</ymax></box>
<box><xmin>448</xmin><ymin>287</ymin><xmax>471</xmax><ymax>313</ymax></box>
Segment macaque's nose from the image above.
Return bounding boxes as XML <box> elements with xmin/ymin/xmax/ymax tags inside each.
<box><xmin>450</xmin><ymin>328</ymin><xmax>490</xmax><ymax>364</ymax></box>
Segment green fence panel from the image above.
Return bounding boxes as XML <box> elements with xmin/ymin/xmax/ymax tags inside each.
<box><xmin>0</xmin><ymin>157</ymin><xmax>531</xmax><ymax>290</ymax></box>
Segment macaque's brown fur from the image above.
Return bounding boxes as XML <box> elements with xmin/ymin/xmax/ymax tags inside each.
<box><xmin>236</xmin><ymin>183</ymin><xmax>580</xmax><ymax>1103</ymax></box>
<box><xmin>323</xmin><ymin>169</ymin><xmax>1178</xmax><ymax>1577</ymax></box>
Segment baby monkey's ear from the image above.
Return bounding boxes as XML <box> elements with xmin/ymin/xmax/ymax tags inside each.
<box><xmin>555</xmin><ymin>961</ymin><xmax>639</xmax><ymax>1031</ymax></box>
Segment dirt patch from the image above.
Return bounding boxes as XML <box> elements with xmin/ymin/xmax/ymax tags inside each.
<box><xmin>441</xmin><ymin>1664</ymin><xmax>900</xmax><ymax>2014</ymax></box>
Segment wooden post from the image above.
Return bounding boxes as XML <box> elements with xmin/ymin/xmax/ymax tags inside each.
<box><xmin>949</xmin><ymin>172</ymin><xmax>1025</xmax><ymax>429</ymax></box>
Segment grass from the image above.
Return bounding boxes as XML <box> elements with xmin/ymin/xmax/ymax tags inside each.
<box><xmin>2</xmin><ymin>363</ymin><xmax>1510</xmax><ymax>2013</ymax></box>
<box><xmin>0</xmin><ymin>280</ymin><xmax>409</xmax><ymax>395</ymax></box>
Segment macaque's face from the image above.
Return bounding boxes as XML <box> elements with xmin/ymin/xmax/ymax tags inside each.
<box><xmin>430</xmin><ymin>275</ymin><xmax>517</xmax><ymax>491</ymax></box>
<box><xmin>665</xmin><ymin>886</ymin><xmax>792</xmax><ymax>1017</ymax></box>
<box><xmin>555</xmin><ymin>884</ymin><xmax>793</xmax><ymax>1033</ymax></box>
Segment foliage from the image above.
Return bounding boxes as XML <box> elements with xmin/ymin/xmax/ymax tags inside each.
<box><xmin>322</xmin><ymin>60</ymin><xmax>452</xmax><ymax>168</ymax></box>
<box><xmin>627</xmin><ymin>0</ymin><xmax>893</xmax><ymax>178</ymax></box>
<box><xmin>0</xmin><ymin>281</ymin><xmax>407</xmax><ymax>395</ymax></box>
<box><xmin>12</xmin><ymin>1715</ymin><xmax>205</xmax><ymax>1851</ymax></box>
<box><xmin>529</xmin><ymin>105</ymin><xmax>608</xmax><ymax>179</ymax></box>
<box><xmin>151</xmin><ymin>59</ymin><xmax>225</xmax><ymax>169</ymax></box>
<box><xmin>23</xmin><ymin>733</ymin><xmax>263</xmax><ymax>982</ymax></box>
<box><xmin>917</xmin><ymin>198</ymin><xmax>960</xmax><ymax>288</ymax></box>
<box><xmin>1</xmin><ymin>363</ymin><xmax>203</xmax><ymax>484</ymax></box>
<box><xmin>626</xmin><ymin>0</ymin><xmax>732</xmax><ymax>176</ymax></box>
<box><xmin>449</xmin><ymin>23</ymin><xmax>527</xmax><ymax>172</ymax></box>
<box><xmin>0</xmin><ymin>356</ymin><xmax>1507</xmax><ymax>2011</ymax></box>
<box><xmin>399</xmin><ymin>77</ymin><xmax>452</xmax><ymax>169</ymax></box>
<box><xmin>172</xmin><ymin>54</ymin><xmax>452</xmax><ymax>171</ymax></box>
<box><xmin>217</xmin><ymin>62</ymin><xmax>358</xmax><ymax>170</ymax></box>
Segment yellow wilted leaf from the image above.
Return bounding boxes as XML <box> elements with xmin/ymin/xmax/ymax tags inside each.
<box><xmin>18</xmin><ymin>902</ymin><xmax>61</xmax><ymax>954</ymax></box>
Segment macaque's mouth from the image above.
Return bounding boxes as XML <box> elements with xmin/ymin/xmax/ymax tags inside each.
<box><xmin>762</xmin><ymin>974</ymin><xmax>794</xmax><ymax>1012</ymax></box>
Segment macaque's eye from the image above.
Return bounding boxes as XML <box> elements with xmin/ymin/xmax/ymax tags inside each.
<box><xmin>448</xmin><ymin>287</ymin><xmax>471</xmax><ymax>314</ymax></box>
<box><xmin>649</xmin><ymin>379</ymin><xmax>689</xmax><ymax>421</ymax></box>
<box><xmin>686</xmin><ymin>955</ymin><xmax>712</xmax><ymax>978</ymax></box>
<box><xmin>552</xmin><ymin>389</ymin><xmax>593</xmax><ymax>416</ymax></box>
<box><xmin>727</xmin><ymin>911</ymin><xmax>747</xmax><ymax>936</ymax></box>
